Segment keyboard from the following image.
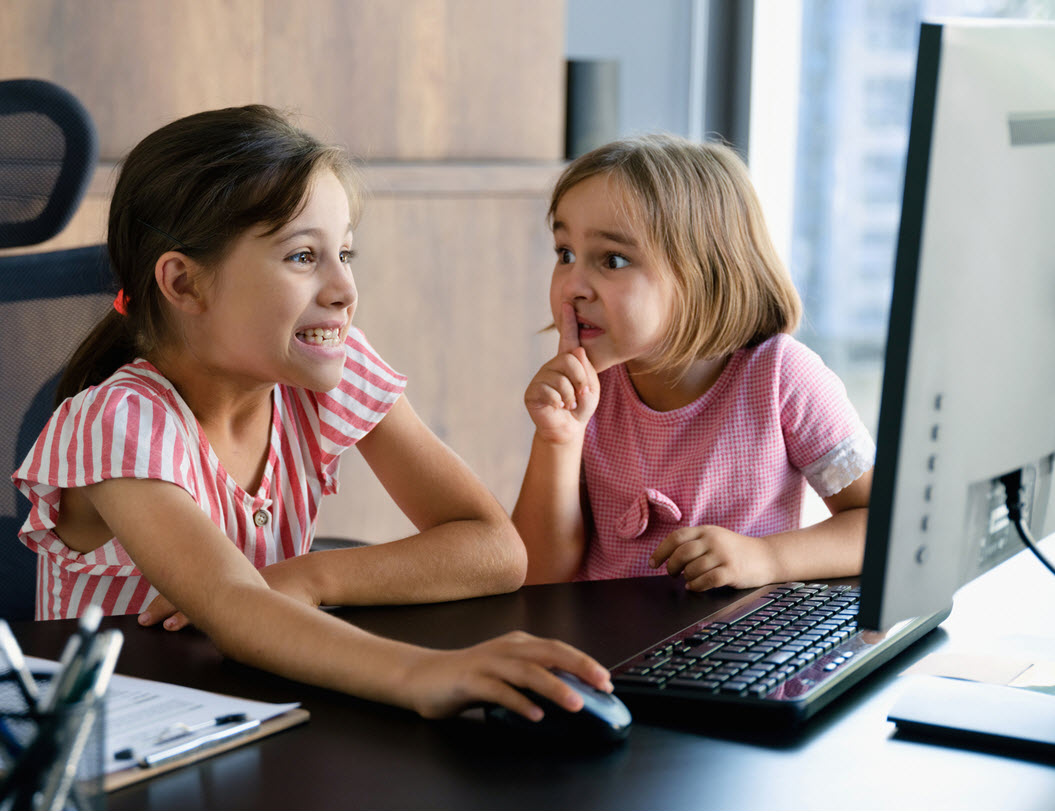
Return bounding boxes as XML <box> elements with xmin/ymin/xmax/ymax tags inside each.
<box><xmin>610</xmin><ymin>581</ymin><xmax>950</xmax><ymax>727</ymax></box>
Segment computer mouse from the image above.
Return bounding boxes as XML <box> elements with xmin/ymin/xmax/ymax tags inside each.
<box><xmin>484</xmin><ymin>669</ymin><xmax>632</xmax><ymax>745</ymax></box>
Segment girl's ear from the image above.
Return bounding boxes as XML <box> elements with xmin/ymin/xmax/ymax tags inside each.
<box><xmin>154</xmin><ymin>252</ymin><xmax>206</xmax><ymax>314</ymax></box>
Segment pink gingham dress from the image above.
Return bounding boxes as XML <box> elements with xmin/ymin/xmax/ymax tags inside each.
<box><xmin>578</xmin><ymin>333</ymin><xmax>874</xmax><ymax>581</ymax></box>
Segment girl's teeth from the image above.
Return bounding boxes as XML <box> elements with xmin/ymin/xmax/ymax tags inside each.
<box><xmin>300</xmin><ymin>328</ymin><xmax>340</xmax><ymax>345</ymax></box>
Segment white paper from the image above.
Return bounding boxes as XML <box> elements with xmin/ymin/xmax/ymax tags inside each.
<box><xmin>26</xmin><ymin>656</ymin><xmax>299</xmax><ymax>774</ymax></box>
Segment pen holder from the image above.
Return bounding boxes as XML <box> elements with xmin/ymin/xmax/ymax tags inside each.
<box><xmin>0</xmin><ymin>672</ymin><xmax>105</xmax><ymax>811</ymax></box>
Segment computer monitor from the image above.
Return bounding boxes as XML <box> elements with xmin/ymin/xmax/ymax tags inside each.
<box><xmin>859</xmin><ymin>18</ymin><xmax>1055</xmax><ymax>632</ymax></box>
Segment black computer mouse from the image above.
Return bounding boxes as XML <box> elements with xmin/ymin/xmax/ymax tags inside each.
<box><xmin>485</xmin><ymin>669</ymin><xmax>632</xmax><ymax>745</ymax></box>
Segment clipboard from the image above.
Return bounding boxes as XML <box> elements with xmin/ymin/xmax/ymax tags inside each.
<box><xmin>104</xmin><ymin>706</ymin><xmax>309</xmax><ymax>791</ymax></box>
<box><xmin>25</xmin><ymin>656</ymin><xmax>310</xmax><ymax>793</ymax></box>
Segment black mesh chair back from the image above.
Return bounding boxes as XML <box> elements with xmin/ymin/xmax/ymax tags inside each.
<box><xmin>0</xmin><ymin>78</ymin><xmax>98</xmax><ymax>249</ymax></box>
<box><xmin>0</xmin><ymin>79</ymin><xmax>108</xmax><ymax>619</ymax></box>
<box><xmin>0</xmin><ymin>247</ymin><xmax>112</xmax><ymax>619</ymax></box>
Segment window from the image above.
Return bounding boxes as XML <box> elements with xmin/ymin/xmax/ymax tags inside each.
<box><xmin>752</xmin><ymin>0</ymin><xmax>1055</xmax><ymax>434</ymax></box>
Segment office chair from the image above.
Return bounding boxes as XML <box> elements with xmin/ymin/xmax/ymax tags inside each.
<box><xmin>0</xmin><ymin>78</ymin><xmax>98</xmax><ymax>249</ymax></box>
<box><xmin>0</xmin><ymin>78</ymin><xmax>110</xmax><ymax>619</ymax></box>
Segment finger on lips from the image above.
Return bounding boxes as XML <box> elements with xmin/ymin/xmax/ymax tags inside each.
<box><xmin>557</xmin><ymin>302</ymin><xmax>580</xmax><ymax>354</ymax></box>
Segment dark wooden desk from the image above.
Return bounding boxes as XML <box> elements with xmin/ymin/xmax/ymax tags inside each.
<box><xmin>11</xmin><ymin>542</ymin><xmax>1055</xmax><ymax>810</ymax></box>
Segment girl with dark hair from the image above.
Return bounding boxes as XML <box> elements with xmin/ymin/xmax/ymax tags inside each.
<box><xmin>13</xmin><ymin>106</ymin><xmax>611</xmax><ymax>721</ymax></box>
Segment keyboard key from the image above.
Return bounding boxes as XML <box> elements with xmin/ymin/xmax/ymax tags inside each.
<box><xmin>684</xmin><ymin>642</ymin><xmax>723</xmax><ymax>659</ymax></box>
<box><xmin>710</xmin><ymin>649</ymin><xmax>765</xmax><ymax>663</ymax></box>
<box><xmin>613</xmin><ymin>673</ymin><xmax>666</xmax><ymax>687</ymax></box>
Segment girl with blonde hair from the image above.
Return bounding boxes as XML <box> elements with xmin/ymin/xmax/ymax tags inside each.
<box><xmin>515</xmin><ymin>133</ymin><xmax>874</xmax><ymax>589</ymax></box>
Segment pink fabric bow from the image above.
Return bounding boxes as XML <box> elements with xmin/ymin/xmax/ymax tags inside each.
<box><xmin>615</xmin><ymin>488</ymin><xmax>683</xmax><ymax>539</ymax></box>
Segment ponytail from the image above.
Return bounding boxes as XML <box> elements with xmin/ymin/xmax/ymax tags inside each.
<box><xmin>55</xmin><ymin>308</ymin><xmax>137</xmax><ymax>405</ymax></box>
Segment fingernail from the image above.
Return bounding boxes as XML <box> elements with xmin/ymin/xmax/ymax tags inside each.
<box><xmin>138</xmin><ymin>612</ymin><xmax>151</xmax><ymax>625</ymax></box>
<box><xmin>164</xmin><ymin>618</ymin><xmax>176</xmax><ymax>630</ymax></box>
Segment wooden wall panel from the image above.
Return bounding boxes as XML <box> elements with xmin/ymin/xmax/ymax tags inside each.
<box><xmin>0</xmin><ymin>0</ymin><xmax>263</xmax><ymax>161</ymax></box>
<box><xmin>315</xmin><ymin>176</ymin><xmax>561</xmax><ymax>541</ymax></box>
<box><xmin>0</xmin><ymin>0</ymin><xmax>565</xmax><ymax>161</ymax></box>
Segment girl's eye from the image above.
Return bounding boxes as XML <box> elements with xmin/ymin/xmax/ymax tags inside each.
<box><xmin>604</xmin><ymin>253</ymin><xmax>630</xmax><ymax>270</ymax></box>
<box><xmin>287</xmin><ymin>250</ymin><xmax>315</xmax><ymax>265</ymax></box>
<box><xmin>339</xmin><ymin>249</ymin><xmax>356</xmax><ymax>264</ymax></box>
<box><xmin>556</xmin><ymin>247</ymin><xmax>576</xmax><ymax>264</ymax></box>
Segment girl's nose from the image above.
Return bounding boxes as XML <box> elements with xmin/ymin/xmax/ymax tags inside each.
<box><xmin>322</xmin><ymin>256</ymin><xmax>357</xmax><ymax>310</ymax></box>
<box><xmin>560</xmin><ymin>263</ymin><xmax>594</xmax><ymax>300</ymax></box>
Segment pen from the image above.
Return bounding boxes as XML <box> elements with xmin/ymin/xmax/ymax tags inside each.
<box><xmin>36</xmin><ymin>630</ymin><xmax>123</xmax><ymax>811</ymax></box>
<box><xmin>138</xmin><ymin>718</ymin><xmax>261</xmax><ymax>769</ymax></box>
<box><xmin>153</xmin><ymin>713</ymin><xmax>250</xmax><ymax>746</ymax></box>
<box><xmin>0</xmin><ymin>620</ymin><xmax>39</xmax><ymax>707</ymax></box>
<box><xmin>112</xmin><ymin>713</ymin><xmax>252</xmax><ymax>762</ymax></box>
<box><xmin>38</xmin><ymin>604</ymin><xmax>103</xmax><ymax>713</ymax></box>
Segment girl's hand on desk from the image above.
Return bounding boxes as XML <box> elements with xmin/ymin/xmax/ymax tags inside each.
<box><xmin>403</xmin><ymin>631</ymin><xmax>612</xmax><ymax>720</ymax></box>
<box><xmin>649</xmin><ymin>525</ymin><xmax>778</xmax><ymax>592</ymax></box>
<box><xmin>138</xmin><ymin>593</ymin><xmax>190</xmax><ymax>631</ymax></box>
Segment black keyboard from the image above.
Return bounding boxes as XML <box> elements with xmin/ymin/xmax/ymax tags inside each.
<box><xmin>611</xmin><ymin>581</ymin><xmax>949</xmax><ymax>727</ymax></box>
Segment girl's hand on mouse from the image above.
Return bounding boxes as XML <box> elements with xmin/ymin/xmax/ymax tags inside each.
<box><xmin>400</xmin><ymin>630</ymin><xmax>612</xmax><ymax>721</ymax></box>
<box><xmin>525</xmin><ymin>303</ymin><xmax>601</xmax><ymax>445</ymax></box>
<box><xmin>649</xmin><ymin>525</ymin><xmax>779</xmax><ymax>591</ymax></box>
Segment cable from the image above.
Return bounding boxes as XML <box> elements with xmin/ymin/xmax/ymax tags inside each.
<box><xmin>1000</xmin><ymin>470</ymin><xmax>1055</xmax><ymax>577</ymax></box>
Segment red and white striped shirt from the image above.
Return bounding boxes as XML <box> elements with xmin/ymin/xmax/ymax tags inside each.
<box><xmin>578</xmin><ymin>333</ymin><xmax>875</xmax><ymax>581</ymax></box>
<box><xmin>13</xmin><ymin>327</ymin><xmax>406</xmax><ymax>620</ymax></box>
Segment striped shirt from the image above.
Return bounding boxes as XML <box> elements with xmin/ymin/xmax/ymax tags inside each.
<box><xmin>13</xmin><ymin>327</ymin><xmax>406</xmax><ymax>620</ymax></box>
<box><xmin>578</xmin><ymin>333</ymin><xmax>875</xmax><ymax>581</ymax></box>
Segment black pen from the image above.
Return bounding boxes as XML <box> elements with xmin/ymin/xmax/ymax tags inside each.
<box><xmin>153</xmin><ymin>713</ymin><xmax>250</xmax><ymax>746</ymax></box>
<box><xmin>138</xmin><ymin>717</ymin><xmax>261</xmax><ymax>769</ymax></box>
<box><xmin>113</xmin><ymin>713</ymin><xmax>252</xmax><ymax>762</ymax></box>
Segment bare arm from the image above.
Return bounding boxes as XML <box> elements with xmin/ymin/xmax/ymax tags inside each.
<box><xmin>513</xmin><ymin>431</ymin><xmax>590</xmax><ymax>583</ymax></box>
<box><xmin>763</xmin><ymin>469</ymin><xmax>872</xmax><ymax>582</ymax></box>
<box><xmin>512</xmin><ymin>304</ymin><xmax>600</xmax><ymax>584</ymax></box>
<box><xmin>274</xmin><ymin>394</ymin><xmax>527</xmax><ymax>606</ymax></box>
<box><xmin>83</xmin><ymin>476</ymin><xmax>610</xmax><ymax>719</ymax></box>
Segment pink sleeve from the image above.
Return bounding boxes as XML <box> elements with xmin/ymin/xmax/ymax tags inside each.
<box><xmin>777</xmin><ymin>338</ymin><xmax>875</xmax><ymax>496</ymax></box>
<box><xmin>12</xmin><ymin>382</ymin><xmax>199</xmax><ymax>558</ymax></box>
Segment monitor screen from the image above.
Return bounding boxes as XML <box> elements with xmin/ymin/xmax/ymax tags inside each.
<box><xmin>859</xmin><ymin>19</ymin><xmax>1055</xmax><ymax>631</ymax></box>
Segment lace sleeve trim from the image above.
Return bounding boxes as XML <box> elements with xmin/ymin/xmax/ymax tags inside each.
<box><xmin>801</xmin><ymin>427</ymin><xmax>876</xmax><ymax>498</ymax></box>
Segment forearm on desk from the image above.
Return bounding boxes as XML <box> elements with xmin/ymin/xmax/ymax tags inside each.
<box><xmin>763</xmin><ymin>506</ymin><xmax>869</xmax><ymax>583</ymax></box>
<box><xmin>513</xmin><ymin>432</ymin><xmax>589</xmax><ymax>584</ymax></box>
<box><xmin>276</xmin><ymin>516</ymin><xmax>527</xmax><ymax>606</ymax></box>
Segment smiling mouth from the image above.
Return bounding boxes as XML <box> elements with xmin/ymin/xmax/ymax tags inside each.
<box><xmin>296</xmin><ymin>327</ymin><xmax>342</xmax><ymax>347</ymax></box>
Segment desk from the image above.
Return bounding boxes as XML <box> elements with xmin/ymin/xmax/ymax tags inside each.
<box><xmin>11</xmin><ymin>542</ymin><xmax>1055</xmax><ymax>810</ymax></box>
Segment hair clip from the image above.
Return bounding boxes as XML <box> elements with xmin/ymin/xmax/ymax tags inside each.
<box><xmin>136</xmin><ymin>218</ymin><xmax>192</xmax><ymax>252</ymax></box>
<box><xmin>113</xmin><ymin>289</ymin><xmax>130</xmax><ymax>316</ymax></box>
